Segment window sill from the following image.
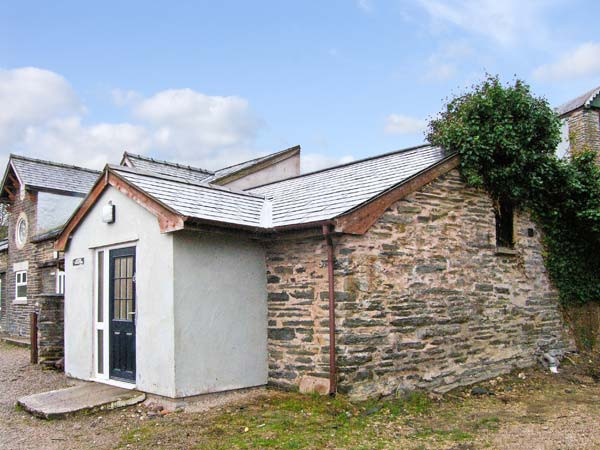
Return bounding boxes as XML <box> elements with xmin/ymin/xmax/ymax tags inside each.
<box><xmin>13</xmin><ymin>299</ymin><xmax>27</xmax><ymax>305</ymax></box>
<box><xmin>495</xmin><ymin>247</ymin><xmax>518</xmax><ymax>256</ymax></box>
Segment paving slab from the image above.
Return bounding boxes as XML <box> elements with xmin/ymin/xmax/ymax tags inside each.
<box><xmin>17</xmin><ymin>382</ymin><xmax>145</xmax><ymax>419</ymax></box>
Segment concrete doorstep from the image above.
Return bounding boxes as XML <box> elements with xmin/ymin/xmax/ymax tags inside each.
<box><xmin>17</xmin><ymin>382</ymin><xmax>145</xmax><ymax>419</ymax></box>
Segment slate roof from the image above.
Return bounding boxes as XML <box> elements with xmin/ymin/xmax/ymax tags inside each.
<box><xmin>8</xmin><ymin>155</ymin><xmax>100</xmax><ymax>195</ymax></box>
<box><xmin>205</xmin><ymin>146</ymin><xmax>300</xmax><ymax>183</ymax></box>
<box><xmin>0</xmin><ymin>238</ymin><xmax>7</xmax><ymax>252</ymax></box>
<box><xmin>111</xmin><ymin>166</ymin><xmax>267</xmax><ymax>228</ymax></box>
<box><xmin>121</xmin><ymin>153</ymin><xmax>214</xmax><ymax>185</ymax></box>
<box><xmin>249</xmin><ymin>145</ymin><xmax>449</xmax><ymax>227</ymax></box>
<box><xmin>122</xmin><ymin>146</ymin><xmax>300</xmax><ymax>186</ymax></box>
<box><xmin>556</xmin><ymin>86</ymin><xmax>600</xmax><ymax>116</ymax></box>
<box><xmin>107</xmin><ymin>144</ymin><xmax>450</xmax><ymax>230</ymax></box>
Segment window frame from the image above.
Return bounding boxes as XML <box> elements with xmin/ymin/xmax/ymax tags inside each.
<box><xmin>15</xmin><ymin>215</ymin><xmax>28</xmax><ymax>249</ymax></box>
<box><xmin>56</xmin><ymin>270</ymin><xmax>65</xmax><ymax>295</ymax></box>
<box><xmin>15</xmin><ymin>270</ymin><xmax>27</xmax><ymax>303</ymax></box>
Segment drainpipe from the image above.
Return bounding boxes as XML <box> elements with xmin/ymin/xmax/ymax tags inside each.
<box><xmin>322</xmin><ymin>224</ymin><xmax>337</xmax><ymax>396</ymax></box>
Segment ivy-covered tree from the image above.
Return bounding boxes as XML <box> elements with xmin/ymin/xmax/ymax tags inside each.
<box><xmin>427</xmin><ymin>75</ymin><xmax>600</xmax><ymax>307</ymax></box>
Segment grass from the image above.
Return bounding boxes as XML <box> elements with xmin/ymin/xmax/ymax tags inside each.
<box><xmin>116</xmin><ymin>366</ymin><xmax>600</xmax><ymax>449</ymax></box>
<box><xmin>118</xmin><ymin>389</ymin><xmax>495</xmax><ymax>449</ymax></box>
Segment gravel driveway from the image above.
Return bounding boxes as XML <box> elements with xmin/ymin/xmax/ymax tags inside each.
<box><xmin>0</xmin><ymin>342</ymin><xmax>142</xmax><ymax>450</ymax></box>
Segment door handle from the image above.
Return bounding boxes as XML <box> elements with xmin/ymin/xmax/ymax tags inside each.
<box><xmin>127</xmin><ymin>311</ymin><xmax>136</xmax><ymax>316</ymax></box>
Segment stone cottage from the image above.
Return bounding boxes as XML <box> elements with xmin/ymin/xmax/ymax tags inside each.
<box><xmin>56</xmin><ymin>144</ymin><xmax>571</xmax><ymax>402</ymax></box>
<box><xmin>0</xmin><ymin>155</ymin><xmax>100</xmax><ymax>365</ymax></box>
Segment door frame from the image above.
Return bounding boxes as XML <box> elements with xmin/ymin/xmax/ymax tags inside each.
<box><xmin>93</xmin><ymin>241</ymin><xmax>138</xmax><ymax>388</ymax></box>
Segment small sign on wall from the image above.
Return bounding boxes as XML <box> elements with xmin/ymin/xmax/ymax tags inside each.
<box><xmin>72</xmin><ymin>257</ymin><xmax>85</xmax><ymax>267</ymax></box>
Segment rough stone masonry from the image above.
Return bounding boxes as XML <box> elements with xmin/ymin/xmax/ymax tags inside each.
<box><xmin>266</xmin><ymin>169</ymin><xmax>573</xmax><ymax>399</ymax></box>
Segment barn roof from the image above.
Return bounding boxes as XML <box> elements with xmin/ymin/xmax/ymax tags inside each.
<box><xmin>0</xmin><ymin>154</ymin><xmax>100</xmax><ymax>200</ymax></box>
<box><xmin>556</xmin><ymin>85</ymin><xmax>600</xmax><ymax>116</ymax></box>
<box><xmin>56</xmin><ymin>144</ymin><xmax>457</xmax><ymax>249</ymax></box>
<box><xmin>249</xmin><ymin>145</ymin><xmax>449</xmax><ymax>227</ymax></box>
<box><xmin>111</xmin><ymin>165</ymin><xmax>268</xmax><ymax>229</ymax></box>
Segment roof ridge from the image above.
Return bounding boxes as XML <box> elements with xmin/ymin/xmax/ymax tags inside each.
<box><xmin>247</xmin><ymin>143</ymin><xmax>438</xmax><ymax>191</ymax></box>
<box><xmin>110</xmin><ymin>164</ymin><xmax>266</xmax><ymax>200</ymax></box>
<box><xmin>123</xmin><ymin>152</ymin><xmax>214</xmax><ymax>175</ymax></box>
<box><xmin>10</xmin><ymin>154</ymin><xmax>101</xmax><ymax>174</ymax></box>
<box><xmin>213</xmin><ymin>145</ymin><xmax>301</xmax><ymax>173</ymax></box>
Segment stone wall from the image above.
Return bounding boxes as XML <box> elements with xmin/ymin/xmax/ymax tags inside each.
<box><xmin>566</xmin><ymin>108</ymin><xmax>600</xmax><ymax>159</ymax></box>
<box><xmin>266</xmin><ymin>169</ymin><xmax>573</xmax><ymax>399</ymax></box>
<box><xmin>36</xmin><ymin>294</ymin><xmax>64</xmax><ymax>367</ymax></box>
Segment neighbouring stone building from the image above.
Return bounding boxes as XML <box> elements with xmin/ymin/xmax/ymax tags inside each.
<box><xmin>557</xmin><ymin>86</ymin><xmax>600</xmax><ymax>159</ymax></box>
<box><xmin>0</xmin><ymin>155</ymin><xmax>100</xmax><ymax>365</ymax></box>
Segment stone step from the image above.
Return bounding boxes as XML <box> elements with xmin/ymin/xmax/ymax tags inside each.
<box><xmin>17</xmin><ymin>382</ymin><xmax>145</xmax><ymax>419</ymax></box>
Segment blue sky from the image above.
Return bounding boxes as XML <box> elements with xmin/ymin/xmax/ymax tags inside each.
<box><xmin>1</xmin><ymin>0</ymin><xmax>600</xmax><ymax>172</ymax></box>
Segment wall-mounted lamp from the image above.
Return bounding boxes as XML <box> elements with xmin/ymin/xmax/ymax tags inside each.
<box><xmin>102</xmin><ymin>201</ymin><xmax>115</xmax><ymax>224</ymax></box>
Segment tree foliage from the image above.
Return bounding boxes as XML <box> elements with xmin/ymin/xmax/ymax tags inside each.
<box><xmin>428</xmin><ymin>75</ymin><xmax>600</xmax><ymax>306</ymax></box>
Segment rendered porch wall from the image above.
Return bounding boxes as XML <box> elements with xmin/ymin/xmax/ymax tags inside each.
<box><xmin>266</xmin><ymin>169</ymin><xmax>572</xmax><ymax>399</ymax></box>
<box><xmin>65</xmin><ymin>186</ymin><xmax>176</xmax><ymax>397</ymax></box>
<box><xmin>172</xmin><ymin>231</ymin><xmax>268</xmax><ymax>397</ymax></box>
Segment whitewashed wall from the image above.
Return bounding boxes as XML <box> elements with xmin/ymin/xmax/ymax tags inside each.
<box><xmin>64</xmin><ymin>186</ymin><xmax>176</xmax><ymax>397</ymax></box>
<box><xmin>172</xmin><ymin>231</ymin><xmax>268</xmax><ymax>397</ymax></box>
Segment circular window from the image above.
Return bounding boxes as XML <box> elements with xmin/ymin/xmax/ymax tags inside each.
<box><xmin>15</xmin><ymin>214</ymin><xmax>28</xmax><ymax>248</ymax></box>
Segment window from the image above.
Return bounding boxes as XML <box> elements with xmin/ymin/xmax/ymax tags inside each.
<box><xmin>56</xmin><ymin>270</ymin><xmax>65</xmax><ymax>295</ymax></box>
<box><xmin>495</xmin><ymin>200</ymin><xmax>514</xmax><ymax>249</ymax></box>
<box><xmin>15</xmin><ymin>270</ymin><xmax>27</xmax><ymax>301</ymax></box>
<box><xmin>15</xmin><ymin>215</ymin><xmax>28</xmax><ymax>248</ymax></box>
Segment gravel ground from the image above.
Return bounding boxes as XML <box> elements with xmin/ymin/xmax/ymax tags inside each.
<box><xmin>2</xmin><ymin>341</ymin><xmax>600</xmax><ymax>449</ymax></box>
<box><xmin>0</xmin><ymin>341</ymin><xmax>141</xmax><ymax>450</ymax></box>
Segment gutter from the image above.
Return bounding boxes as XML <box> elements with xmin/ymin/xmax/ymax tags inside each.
<box><xmin>322</xmin><ymin>224</ymin><xmax>337</xmax><ymax>395</ymax></box>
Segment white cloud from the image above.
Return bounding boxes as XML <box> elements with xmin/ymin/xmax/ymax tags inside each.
<box><xmin>384</xmin><ymin>114</ymin><xmax>427</xmax><ymax>134</ymax></box>
<box><xmin>357</xmin><ymin>0</ymin><xmax>373</xmax><ymax>13</ymax></box>
<box><xmin>424</xmin><ymin>40</ymin><xmax>473</xmax><ymax>82</ymax></box>
<box><xmin>0</xmin><ymin>67</ymin><xmax>356</xmax><ymax>176</ymax></box>
<box><xmin>0</xmin><ymin>67</ymin><xmax>82</xmax><ymax>148</ymax></box>
<box><xmin>132</xmin><ymin>89</ymin><xmax>261</xmax><ymax>164</ymax></box>
<box><xmin>111</xmin><ymin>88</ymin><xmax>142</xmax><ymax>107</ymax></box>
<box><xmin>417</xmin><ymin>0</ymin><xmax>549</xmax><ymax>46</ymax></box>
<box><xmin>301</xmin><ymin>153</ymin><xmax>355</xmax><ymax>173</ymax></box>
<box><xmin>533</xmin><ymin>42</ymin><xmax>600</xmax><ymax>82</ymax></box>
<box><xmin>0</xmin><ymin>67</ymin><xmax>266</xmax><ymax>171</ymax></box>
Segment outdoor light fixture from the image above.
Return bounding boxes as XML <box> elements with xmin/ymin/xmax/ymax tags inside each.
<box><xmin>102</xmin><ymin>201</ymin><xmax>115</xmax><ymax>223</ymax></box>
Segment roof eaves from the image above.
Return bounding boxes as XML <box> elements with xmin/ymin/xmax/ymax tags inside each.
<box><xmin>10</xmin><ymin>153</ymin><xmax>101</xmax><ymax>175</ymax></box>
<box><xmin>0</xmin><ymin>158</ymin><xmax>24</xmax><ymax>202</ymax></box>
<box><xmin>107</xmin><ymin>166</ymin><xmax>184</xmax><ymax>218</ymax></box>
